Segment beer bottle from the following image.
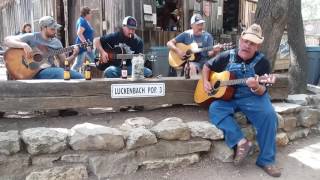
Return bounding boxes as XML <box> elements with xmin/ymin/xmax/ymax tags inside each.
<box><xmin>84</xmin><ymin>60</ymin><xmax>92</xmax><ymax>80</ymax></box>
<box><xmin>121</xmin><ymin>59</ymin><xmax>128</xmax><ymax>79</ymax></box>
<box><xmin>64</xmin><ymin>60</ymin><xmax>70</xmax><ymax>80</ymax></box>
<box><xmin>185</xmin><ymin>60</ymin><xmax>190</xmax><ymax>79</ymax></box>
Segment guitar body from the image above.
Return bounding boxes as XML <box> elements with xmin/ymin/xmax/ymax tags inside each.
<box><xmin>94</xmin><ymin>46</ymin><xmax>127</xmax><ymax>71</ymax></box>
<box><xmin>168</xmin><ymin>43</ymin><xmax>197</xmax><ymax>68</ymax></box>
<box><xmin>4</xmin><ymin>42</ymin><xmax>90</xmax><ymax>80</ymax></box>
<box><xmin>4</xmin><ymin>47</ymin><xmax>49</xmax><ymax>80</ymax></box>
<box><xmin>194</xmin><ymin>71</ymin><xmax>235</xmax><ymax>107</ymax></box>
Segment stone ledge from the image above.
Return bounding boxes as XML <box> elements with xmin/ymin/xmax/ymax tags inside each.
<box><xmin>0</xmin><ymin>94</ymin><xmax>320</xmax><ymax>179</ymax></box>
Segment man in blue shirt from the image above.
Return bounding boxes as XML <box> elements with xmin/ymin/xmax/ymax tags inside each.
<box><xmin>94</xmin><ymin>16</ymin><xmax>152</xmax><ymax>78</ymax></box>
<box><xmin>71</xmin><ymin>7</ymin><xmax>95</xmax><ymax>72</ymax></box>
<box><xmin>167</xmin><ymin>14</ymin><xmax>220</xmax><ymax>76</ymax></box>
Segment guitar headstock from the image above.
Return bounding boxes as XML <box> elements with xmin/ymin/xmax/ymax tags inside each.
<box><xmin>214</xmin><ymin>42</ymin><xmax>235</xmax><ymax>51</ymax></box>
<box><xmin>137</xmin><ymin>53</ymin><xmax>157</xmax><ymax>62</ymax></box>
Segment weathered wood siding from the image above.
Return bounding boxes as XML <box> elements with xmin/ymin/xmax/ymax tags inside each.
<box><xmin>239</xmin><ymin>0</ymin><xmax>257</xmax><ymax>28</ymax></box>
<box><xmin>184</xmin><ymin>0</ymin><xmax>223</xmax><ymax>35</ymax></box>
<box><xmin>0</xmin><ymin>0</ymin><xmax>56</xmax><ymax>43</ymax></box>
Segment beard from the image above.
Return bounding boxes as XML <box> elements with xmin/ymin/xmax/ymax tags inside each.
<box><xmin>46</xmin><ymin>31</ymin><xmax>56</xmax><ymax>38</ymax></box>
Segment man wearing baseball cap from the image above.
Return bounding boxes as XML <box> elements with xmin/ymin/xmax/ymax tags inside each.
<box><xmin>4</xmin><ymin>16</ymin><xmax>82</xmax><ymax>79</ymax></box>
<box><xmin>94</xmin><ymin>16</ymin><xmax>152</xmax><ymax>78</ymax></box>
<box><xmin>167</xmin><ymin>14</ymin><xmax>220</xmax><ymax>76</ymax></box>
<box><xmin>202</xmin><ymin>24</ymin><xmax>281</xmax><ymax>177</ymax></box>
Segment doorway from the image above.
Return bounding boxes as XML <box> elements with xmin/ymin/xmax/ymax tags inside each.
<box><xmin>155</xmin><ymin>0</ymin><xmax>183</xmax><ymax>32</ymax></box>
<box><xmin>223</xmin><ymin>0</ymin><xmax>239</xmax><ymax>33</ymax></box>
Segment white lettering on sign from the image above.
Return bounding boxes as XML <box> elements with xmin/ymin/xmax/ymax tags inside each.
<box><xmin>111</xmin><ymin>83</ymin><xmax>165</xmax><ymax>98</ymax></box>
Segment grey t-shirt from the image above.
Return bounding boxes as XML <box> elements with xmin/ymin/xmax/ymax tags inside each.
<box><xmin>18</xmin><ymin>32</ymin><xmax>63</xmax><ymax>68</ymax></box>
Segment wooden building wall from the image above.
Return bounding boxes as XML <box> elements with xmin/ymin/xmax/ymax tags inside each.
<box><xmin>239</xmin><ymin>0</ymin><xmax>257</xmax><ymax>28</ymax></box>
<box><xmin>0</xmin><ymin>0</ymin><xmax>225</xmax><ymax>48</ymax></box>
<box><xmin>0</xmin><ymin>0</ymin><xmax>57</xmax><ymax>44</ymax></box>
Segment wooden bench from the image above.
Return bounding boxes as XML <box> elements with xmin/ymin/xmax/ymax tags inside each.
<box><xmin>0</xmin><ymin>75</ymin><xmax>289</xmax><ymax>112</ymax></box>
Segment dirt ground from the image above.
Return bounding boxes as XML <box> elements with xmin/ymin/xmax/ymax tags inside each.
<box><xmin>1</xmin><ymin>105</ymin><xmax>320</xmax><ymax>180</ymax></box>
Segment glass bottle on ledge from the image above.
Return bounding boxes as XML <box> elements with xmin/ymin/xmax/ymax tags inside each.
<box><xmin>121</xmin><ymin>59</ymin><xmax>128</xmax><ymax>79</ymax></box>
<box><xmin>185</xmin><ymin>60</ymin><xmax>190</xmax><ymax>79</ymax></box>
<box><xmin>64</xmin><ymin>60</ymin><xmax>70</xmax><ymax>80</ymax></box>
<box><xmin>84</xmin><ymin>60</ymin><xmax>92</xmax><ymax>80</ymax></box>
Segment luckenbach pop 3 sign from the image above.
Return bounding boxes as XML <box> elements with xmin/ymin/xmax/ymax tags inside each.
<box><xmin>111</xmin><ymin>83</ymin><xmax>165</xmax><ymax>98</ymax></box>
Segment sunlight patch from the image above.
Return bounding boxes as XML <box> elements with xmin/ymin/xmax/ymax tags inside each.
<box><xmin>289</xmin><ymin>142</ymin><xmax>320</xmax><ymax>169</ymax></box>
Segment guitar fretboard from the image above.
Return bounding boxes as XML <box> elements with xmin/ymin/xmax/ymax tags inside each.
<box><xmin>221</xmin><ymin>78</ymin><xmax>248</xmax><ymax>86</ymax></box>
<box><xmin>47</xmin><ymin>46</ymin><xmax>75</xmax><ymax>57</ymax></box>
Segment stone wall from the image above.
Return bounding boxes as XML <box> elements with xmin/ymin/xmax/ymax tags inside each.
<box><xmin>1</xmin><ymin>94</ymin><xmax>320</xmax><ymax>180</ymax></box>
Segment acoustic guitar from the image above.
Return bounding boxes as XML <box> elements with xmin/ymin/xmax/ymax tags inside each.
<box><xmin>4</xmin><ymin>42</ymin><xmax>91</xmax><ymax>80</ymax></box>
<box><xmin>168</xmin><ymin>42</ymin><xmax>233</xmax><ymax>68</ymax></box>
<box><xmin>94</xmin><ymin>43</ymin><xmax>156</xmax><ymax>71</ymax></box>
<box><xmin>194</xmin><ymin>71</ymin><xmax>275</xmax><ymax>106</ymax></box>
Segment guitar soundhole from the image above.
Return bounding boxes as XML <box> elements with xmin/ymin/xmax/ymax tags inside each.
<box><xmin>33</xmin><ymin>54</ymin><xmax>43</xmax><ymax>62</ymax></box>
<box><xmin>213</xmin><ymin>81</ymin><xmax>221</xmax><ymax>89</ymax></box>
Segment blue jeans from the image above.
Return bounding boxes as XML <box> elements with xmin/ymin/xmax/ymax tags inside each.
<box><xmin>34</xmin><ymin>67</ymin><xmax>83</xmax><ymax>79</ymax></box>
<box><xmin>209</xmin><ymin>93</ymin><xmax>278</xmax><ymax>167</ymax></box>
<box><xmin>71</xmin><ymin>51</ymin><xmax>95</xmax><ymax>72</ymax></box>
<box><xmin>104</xmin><ymin>65</ymin><xmax>153</xmax><ymax>78</ymax></box>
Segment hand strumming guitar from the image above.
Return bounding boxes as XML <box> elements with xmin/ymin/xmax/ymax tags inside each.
<box><xmin>23</xmin><ymin>43</ymin><xmax>33</xmax><ymax>59</ymax></box>
<box><xmin>175</xmin><ymin>48</ymin><xmax>188</xmax><ymax>60</ymax></box>
<box><xmin>203</xmin><ymin>79</ymin><xmax>213</xmax><ymax>94</ymax></box>
<box><xmin>100</xmin><ymin>50</ymin><xmax>109</xmax><ymax>63</ymax></box>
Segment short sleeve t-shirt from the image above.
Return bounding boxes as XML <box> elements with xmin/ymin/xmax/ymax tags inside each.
<box><xmin>75</xmin><ymin>17</ymin><xmax>95</xmax><ymax>53</ymax></box>
<box><xmin>18</xmin><ymin>32</ymin><xmax>63</xmax><ymax>68</ymax></box>
<box><xmin>99</xmin><ymin>31</ymin><xmax>143</xmax><ymax>67</ymax></box>
<box><xmin>175</xmin><ymin>30</ymin><xmax>213</xmax><ymax>61</ymax></box>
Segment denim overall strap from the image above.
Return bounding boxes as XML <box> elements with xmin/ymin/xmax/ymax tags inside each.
<box><xmin>249</xmin><ymin>52</ymin><xmax>264</xmax><ymax>70</ymax></box>
<box><xmin>225</xmin><ymin>49</ymin><xmax>236</xmax><ymax>70</ymax></box>
<box><xmin>226</xmin><ymin>51</ymin><xmax>264</xmax><ymax>98</ymax></box>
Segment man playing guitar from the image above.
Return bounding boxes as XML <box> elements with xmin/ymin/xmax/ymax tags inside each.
<box><xmin>202</xmin><ymin>24</ymin><xmax>281</xmax><ymax>177</ymax></box>
<box><xmin>94</xmin><ymin>16</ymin><xmax>152</xmax><ymax>78</ymax></box>
<box><xmin>4</xmin><ymin>16</ymin><xmax>83</xmax><ymax>79</ymax></box>
<box><xmin>167</xmin><ymin>14</ymin><xmax>221</xmax><ymax>76</ymax></box>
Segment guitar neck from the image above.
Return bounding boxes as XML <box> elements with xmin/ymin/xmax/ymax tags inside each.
<box><xmin>47</xmin><ymin>46</ymin><xmax>75</xmax><ymax>57</ymax></box>
<box><xmin>115</xmin><ymin>54</ymin><xmax>136</xmax><ymax>59</ymax></box>
<box><xmin>222</xmin><ymin>78</ymin><xmax>248</xmax><ymax>86</ymax></box>
<box><xmin>194</xmin><ymin>46</ymin><xmax>213</xmax><ymax>53</ymax></box>
<box><xmin>221</xmin><ymin>76</ymin><xmax>271</xmax><ymax>86</ymax></box>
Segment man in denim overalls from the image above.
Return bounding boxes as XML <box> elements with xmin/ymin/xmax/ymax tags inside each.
<box><xmin>202</xmin><ymin>24</ymin><xmax>281</xmax><ymax>177</ymax></box>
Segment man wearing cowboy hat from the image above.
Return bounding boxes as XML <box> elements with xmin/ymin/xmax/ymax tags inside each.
<box><xmin>202</xmin><ymin>24</ymin><xmax>281</xmax><ymax>177</ymax></box>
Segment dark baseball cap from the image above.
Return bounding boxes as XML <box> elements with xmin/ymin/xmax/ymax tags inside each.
<box><xmin>122</xmin><ymin>16</ymin><xmax>137</xmax><ymax>29</ymax></box>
